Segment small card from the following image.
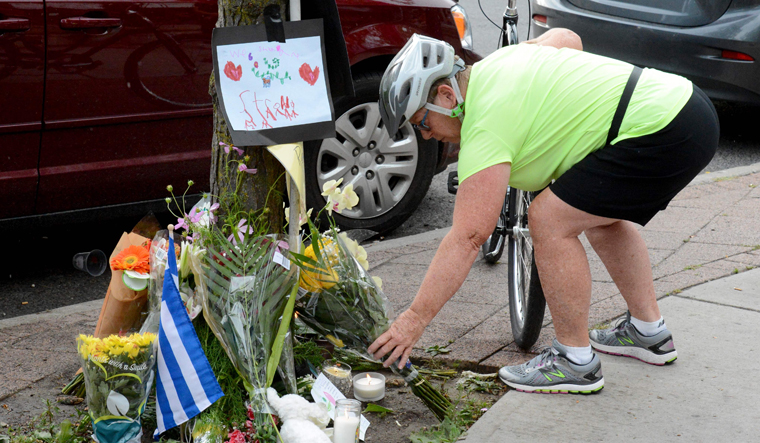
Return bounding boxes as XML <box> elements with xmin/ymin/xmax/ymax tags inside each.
<box><xmin>311</xmin><ymin>373</ymin><xmax>370</xmax><ymax>440</ymax></box>
<box><xmin>273</xmin><ymin>250</ymin><xmax>291</xmax><ymax>270</ymax></box>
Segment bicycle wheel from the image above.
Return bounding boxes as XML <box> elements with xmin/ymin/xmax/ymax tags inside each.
<box><xmin>481</xmin><ymin>195</ymin><xmax>508</xmax><ymax>264</ymax></box>
<box><xmin>507</xmin><ymin>188</ymin><xmax>546</xmax><ymax>350</ymax></box>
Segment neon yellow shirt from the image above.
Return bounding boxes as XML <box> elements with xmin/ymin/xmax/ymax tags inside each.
<box><xmin>457</xmin><ymin>44</ymin><xmax>693</xmax><ymax>191</ymax></box>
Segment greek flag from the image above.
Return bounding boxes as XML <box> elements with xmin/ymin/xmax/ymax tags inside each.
<box><xmin>154</xmin><ymin>235</ymin><xmax>223</xmax><ymax>437</ymax></box>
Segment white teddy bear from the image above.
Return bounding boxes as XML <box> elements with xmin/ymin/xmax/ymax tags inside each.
<box><xmin>266</xmin><ymin>387</ymin><xmax>332</xmax><ymax>443</ymax></box>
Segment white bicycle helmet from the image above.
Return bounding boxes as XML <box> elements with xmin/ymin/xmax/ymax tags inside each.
<box><xmin>379</xmin><ymin>34</ymin><xmax>465</xmax><ymax>137</ymax></box>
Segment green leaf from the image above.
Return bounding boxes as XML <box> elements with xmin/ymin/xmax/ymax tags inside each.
<box><xmin>362</xmin><ymin>403</ymin><xmax>394</xmax><ymax>418</ymax></box>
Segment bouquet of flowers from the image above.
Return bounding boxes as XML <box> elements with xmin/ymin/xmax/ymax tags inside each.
<box><xmin>291</xmin><ymin>180</ymin><xmax>452</xmax><ymax>421</ymax></box>
<box><xmin>140</xmin><ymin>230</ymin><xmax>204</xmax><ymax>334</ymax></box>
<box><xmin>191</xmin><ymin>231</ymin><xmax>298</xmax><ymax>440</ymax></box>
<box><xmin>77</xmin><ymin>332</ymin><xmax>157</xmax><ymax>443</ymax></box>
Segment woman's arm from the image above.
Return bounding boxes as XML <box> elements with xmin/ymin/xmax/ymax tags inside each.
<box><xmin>368</xmin><ymin>162</ymin><xmax>511</xmax><ymax>368</ymax></box>
<box><xmin>523</xmin><ymin>27</ymin><xmax>582</xmax><ymax>50</ymax></box>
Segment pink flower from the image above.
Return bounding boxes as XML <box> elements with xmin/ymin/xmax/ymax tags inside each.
<box><xmin>238</xmin><ymin>163</ymin><xmax>257</xmax><ymax>174</ymax></box>
<box><xmin>220</xmin><ymin>141</ymin><xmax>244</xmax><ymax>156</ymax></box>
<box><xmin>188</xmin><ymin>202</ymin><xmax>219</xmax><ymax>226</ymax></box>
<box><xmin>228</xmin><ymin>218</ymin><xmax>253</xmax><ymax>245</ymax></box>
<box><xmin>175</xmin><ymin>216</ymin><xmax>188</xmax><ymax>231</ymax></box>
<box><xmin>275</xmin><ymin>240</ymin><xmax>289</xmax><ymax>253</ymax></box>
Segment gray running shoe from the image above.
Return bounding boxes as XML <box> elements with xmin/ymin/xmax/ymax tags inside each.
<box><xmin>498</xmin><ymin>339</ymin><xmax>604</xmax><ymax>394</ymax></box>
<box><xmin>589</xmin><ymin>311</ymin><xmax>677</xmax><ymax>366</ymax></box>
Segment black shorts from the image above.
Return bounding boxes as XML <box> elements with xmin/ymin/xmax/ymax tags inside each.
<box><xmin>551</xmin><ymin>85</ymin><xmax>719</xmax><ymax>226</ymax></box>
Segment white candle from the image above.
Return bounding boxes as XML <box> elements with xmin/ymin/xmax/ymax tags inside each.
<box><xmin>352</xmin><ymin>373</ymin><xmax>385</xmax><ymax>401</ymax></box>
<box><xmin>333</xmin><ymin>411</ymin><xmax>360</xmax><ymax>443</ymax></box>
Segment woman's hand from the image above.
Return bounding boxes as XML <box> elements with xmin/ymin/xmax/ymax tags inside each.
<box><xmin>368</xmin><ymin>309</ymin><xmax>428</xmax><ymax>369</ymax></box>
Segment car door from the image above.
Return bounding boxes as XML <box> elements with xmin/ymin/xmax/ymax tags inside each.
<box><xmin>37</xmin><ymin>0</ymin><xmax>216</xmax><ymax>214</ymax></box>
<box><xmin>0</xmin><ymin>0</ymin><xmax>44</xmax><ymax>218</ymax></box>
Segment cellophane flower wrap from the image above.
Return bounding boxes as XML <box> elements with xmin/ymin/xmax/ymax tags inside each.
<box><xmin>76</xmin><ymin>333</ymin><xmax>157</xmax><ymax>443</ymax></box>
<box><xmin>141</xmin><ymin>231</ymin><xmax>205</xmax><ymax>334</ymax></box>
<box><xmin>193</xmin><ymin>233</ymin><xmax>299</xmax><ymax>425</ymax></box>
<box><xmin>291</xmin><ymin>222</ymin><xmax>452</xmax><ymax>421</ymax></box>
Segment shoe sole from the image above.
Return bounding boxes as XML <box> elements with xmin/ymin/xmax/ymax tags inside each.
<box><xmin>499</xmin><ymin>376</ymin><xmax>605</xmax><ymax>394</ymax></box>
<box><xmin>591</xmin><ymin>342</ymin><xmax>678</xmax><ymax>366</ymax></box>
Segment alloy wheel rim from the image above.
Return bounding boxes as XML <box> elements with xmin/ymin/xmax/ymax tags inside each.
<box><xmin>316</xmin><ymin>102</ymin><xmax>420</xmax><ymax>219</ymax></box>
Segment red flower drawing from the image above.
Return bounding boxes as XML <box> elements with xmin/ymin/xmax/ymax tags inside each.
<box><xmin>224</xmin><ymin>61</ymin><xmax>242</xmax><ymax>81</ymax></box>
<box><xmin>299</xmin><ymin>63</ymin><xmax>320</xmax><ymax>86</ymax></box>
<box><xmin>254</xmin><ymin>61</ymin><xmax>259</xmax><ymax>68</ymax></box>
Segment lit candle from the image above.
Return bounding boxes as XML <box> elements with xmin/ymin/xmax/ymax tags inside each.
<box><xmin>333</xmin><ymin>399</ymin><xmax>360</xmax><ymax>443</ymax></box>
<box><xmin>352</xmin><ymin>372</ymin><xmax>385</xmax><ymax>402</ymax></box>
<box><xmin>322</xmin><ymin>361</ymin><xmax>352</xmax><ymax>396</ymax></box>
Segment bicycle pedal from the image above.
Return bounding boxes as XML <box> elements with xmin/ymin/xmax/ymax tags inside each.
<box><xmin>447</xmin><ymin>171</ymin><xmax>459</xmax><ymax>195</ymax></box>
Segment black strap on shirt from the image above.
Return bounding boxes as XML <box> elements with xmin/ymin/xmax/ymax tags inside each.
<box><xmin>606</xmin><ymin>66</ymin><xmax>643</xmax><ymax>146</ymax></box>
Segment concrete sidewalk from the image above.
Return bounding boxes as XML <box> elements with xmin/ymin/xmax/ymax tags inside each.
<box><xmin>2</xmin><ymin>163</ymin><xmax>760</xmax><ymax>433</ymax></box>
<box><xmin>462</xmin><ymin>269</ymin><xmax>760</xmax><ymax>441</ymax></box>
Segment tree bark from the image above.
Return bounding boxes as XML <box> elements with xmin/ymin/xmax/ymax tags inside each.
<box><xmin>209</xmin><ymin>1</ymin><xmax>288</xmax><ymax>231</ymax></box>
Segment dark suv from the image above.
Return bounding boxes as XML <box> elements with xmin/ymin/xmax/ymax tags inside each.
<box><xmin>1</xmin><ymin>0</ymin><xmax>478</xmax><ymax>233</ymax></box>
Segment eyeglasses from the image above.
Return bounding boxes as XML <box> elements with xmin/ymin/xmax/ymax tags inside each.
<box><xmin>411</xmin><ymin>109</ymin><xmax>430</xmax><ymax>131</ymax></box>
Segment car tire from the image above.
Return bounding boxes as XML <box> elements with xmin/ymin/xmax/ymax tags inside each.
<box><xmin>304</xmin><ymin>71</ymin><xmax>437</xmax><ymax>234</ymax></box>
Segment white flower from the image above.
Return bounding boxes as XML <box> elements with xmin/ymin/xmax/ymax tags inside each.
<box><xmin>326</xmin><ymin>192</ymin><xmax>349</xmax><ymax>215</ymax></box>
<box><xmin>321</xmin><ymin>178</ymin><xmax>343</xmax><ymax>197</ymax></box>
<box><xmin>338</xmin><ymin>233</ymin><xmax>369</xmax><ymax>270</ymax></box>
<box><xmin>341</xmin><ymin>184</ymin><xmax>359</xmax><ymax>210</ymax></box>
<box><xmin>284</xmin><ymin>207</ymin><xmax>313</xmax><ymax>227</ymax></box>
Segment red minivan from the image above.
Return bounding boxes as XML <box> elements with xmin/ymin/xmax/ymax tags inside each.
<box><xmin>0</xmin><ymin>0</ymin><xmax>478</xmax><ymax>233</ymax></box>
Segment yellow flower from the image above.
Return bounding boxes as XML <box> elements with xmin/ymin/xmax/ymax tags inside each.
<box><xmin>299</xmin><ymin>239</ymin><xmax>340</xmax><ymax>292</ymax></box>
<box><xmin>325</xmin><ymin>334</ymin><xmax>345</xmax><ymax>348</ymax></box>
<box><xmin>125</xmin><ymin>343</ymin><xmax>140</xmax><ymax>359</ymax></box>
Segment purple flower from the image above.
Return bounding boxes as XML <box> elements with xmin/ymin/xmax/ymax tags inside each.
<box><xmin>238</xmin><ymin>163</ymin><xmax>257</xmax><ymax>174</ymax></box>
<box><xmin>175</xmin><ymin>216</ymin><xmax>188</xmax><ymax>231</ymax></box>
<box><xmin>228</xmin><ymin>218</ymin><xmax>254</xmax><ymax>245</ymax></box>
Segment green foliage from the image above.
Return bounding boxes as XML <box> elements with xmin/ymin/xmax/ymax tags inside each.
<box><xmin>3</xmin><ymin>401</ymin><xmax>91</xmax><ymax>443</ymax></box>
<box><xmin>409</xmin><ymin>395</ymin><xmax>492</xmax><ymax>443</ymax></box>
<box><xmin>425</xmin><ymin>345</ymin><xmax>451</xmax><ymax>357</ymax></box>
<box><xmin>332</xmin><ymin>348</ymin><xmax>383</xmax><ymax>372</ymax></box>
<box><xmin>194</xmin><ymin>316</ymin><xmax>249</xmax><ymax>427</ymax></box>
<box><xmin>362</xmin><ymin>404</ymin><xmax>394</xmax><ymax>418</ymax></box>
<box><xmin>292</xmin><ymin>339</ymin><xmax>326</xmax><ymax>369</ymax></box>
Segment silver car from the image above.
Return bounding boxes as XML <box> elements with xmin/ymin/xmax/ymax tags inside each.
<box><xmin>529</xmin><ymin>0</ymin><xmax>760</xmax><ymax>105</ymax></box>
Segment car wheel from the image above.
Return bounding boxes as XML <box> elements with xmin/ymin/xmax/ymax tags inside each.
<box><xmin>305</xmin><ymin>71</ymin><xmax>437</xmax><ymax>234</ymax></box>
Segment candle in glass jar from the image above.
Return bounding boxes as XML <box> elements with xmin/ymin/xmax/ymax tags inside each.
<box><xmin>333</xmin><ymin>399</ymin><xmax>360</xmax><ymax>443</ymax></box>
<box><xmin>352</xmin><ymin>372</ymin><xmax>385</xmax><ymax>401</ymax></box>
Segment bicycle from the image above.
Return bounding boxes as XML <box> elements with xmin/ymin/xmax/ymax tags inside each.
<box><xmin>447</xmin><ymin>0</ymin><xmax>546</xmax><ymax>350</ymax></box>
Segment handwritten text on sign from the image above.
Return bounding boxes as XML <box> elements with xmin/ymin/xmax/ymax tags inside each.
<box><xmin>216</xmin><ymin>37</ymin><xmax>330</xmax><ymax>132</ymax></box>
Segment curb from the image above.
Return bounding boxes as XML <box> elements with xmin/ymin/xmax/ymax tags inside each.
<box><xmin>0</xmin><ymin>299</ymin><xmax>102</xmax><ymax>330</ymax></box>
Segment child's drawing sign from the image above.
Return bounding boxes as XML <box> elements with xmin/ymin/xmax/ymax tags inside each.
<box><xmin>299</xmin><ymin>63</ymin><xmax>320</xmax><ymax>86</ymax></box>
<box><xmin>216</xmin><ymin>36</ymin><xmax>331</xmax><ymax>133</ymax></box>
<box><xmin>224</xmin><ymin>61</ymin><xmax>242</xmax><ymax>81</ymax></box>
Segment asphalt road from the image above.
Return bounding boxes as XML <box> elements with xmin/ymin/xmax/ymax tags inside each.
<box><xmin>2</xmin><ymin>1</ymin><xmax>760</xmax><ymax>320</ymax></box>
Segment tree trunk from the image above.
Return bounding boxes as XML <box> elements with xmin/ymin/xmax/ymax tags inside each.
<box><xmin>209</xmin><ymin>0</ymin><xmax>288</xmax><ymax>231</ymax></box>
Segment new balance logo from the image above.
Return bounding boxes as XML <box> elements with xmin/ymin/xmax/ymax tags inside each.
<box><xmin>543</xmin><ymin>370</ymin><xmax>566</xmax><ymax>381</ymax></box>
<box><xmin>618</xmin><ymin>336</ymin><xmax>634</xmax><ymax>346</ymax></box>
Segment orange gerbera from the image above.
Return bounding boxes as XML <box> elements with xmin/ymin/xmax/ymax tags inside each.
<box><xmin>110</xmin><ymin>245</ymin><xmax>150</xmax><ymax>273</ymax></box>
